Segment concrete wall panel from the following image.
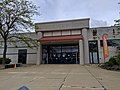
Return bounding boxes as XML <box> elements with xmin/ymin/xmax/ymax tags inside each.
<box><xmin>36</xmin><ymin>18</ymin><xmax>89</xmax><ymax>31</ymax></box>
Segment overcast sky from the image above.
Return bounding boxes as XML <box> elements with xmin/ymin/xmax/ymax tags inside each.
<box><xmin>32</xmin><ymin>0</ymin><xmax>119</xmax><ymax>27</ymax></box>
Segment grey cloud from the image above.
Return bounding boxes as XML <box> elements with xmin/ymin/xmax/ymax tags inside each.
<box><xmin>31</xmin><ymin>0</ymin><xmax>119</xmax><ymax>26</ymax></box>
<box><xmin>90</xmin><ymin>19</ymin><xmax>108</xmax><ymax>27</ymax></box>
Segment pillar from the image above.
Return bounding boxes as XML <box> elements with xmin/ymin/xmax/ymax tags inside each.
<box><xmin>36</xmin><ymin>32</ymin><xmax>42</xmax><ymax>65</ymax></box>
<box><xmin>36</xmin><ymin>43</ymin><xmax>42</xmax><ymax>65</ymax></box>
<box><xmin>79</xmin><ymin>40</ymin><xmax>84</xmax><ymax>65</ymax></box>
<box><xmin>82</xmin><ymin>28</ymin><xmax>89</xmax><ymax>64</ymax></box>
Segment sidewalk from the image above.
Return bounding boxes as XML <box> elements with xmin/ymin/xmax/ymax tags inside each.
<box><xmin>85</xmin><ymin>65</ymin><xmax>120</xmax><ymax>90</ymax></box>
<box><xmin>0</xmin><ymin>64</ymin><xmax>120</xmax><ymax>90</ymax></box>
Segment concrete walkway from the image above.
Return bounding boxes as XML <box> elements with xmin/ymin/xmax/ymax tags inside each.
<box><xmin>0</xmin><ymin>65</ymin><xmax>120</xmax><ymax>90</ymax></box>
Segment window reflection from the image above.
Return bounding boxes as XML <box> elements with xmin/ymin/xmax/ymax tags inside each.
<box><xmin>42</xmin><ymin>44</ymin><xmax>79</xmax><ymax>64</ymax></box>
<box><xmin>100</xmin><ymin>39</ymin><xmax>120</xmax><ymax>47</ymax></box>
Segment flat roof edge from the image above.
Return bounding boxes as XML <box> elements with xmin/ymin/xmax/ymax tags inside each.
<box><xmin>90</xmin><ymin>26</ymin><xmax>112</xmax><ymax>29</ymax></box>
<box><xmin>35</xmin><ymin>18</ymin><xmax>90</xmax><ymax>25</ymax></box>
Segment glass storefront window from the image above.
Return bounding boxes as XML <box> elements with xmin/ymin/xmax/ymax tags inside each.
<box><xmin>52</xmin><ymin>46</ymin><xmax>61</xmax><ymax>53</ymax></box>
<box><xmin>100</xmin><ymin>39</ymin><xmax>120</xmax><ymax>47</ymax></box>
<box><xmin>42</xmin><ymin>44</ymin><xmax>79</xmax><ymax>64</ymax></box>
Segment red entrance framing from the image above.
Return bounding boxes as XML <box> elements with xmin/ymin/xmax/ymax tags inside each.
<box><xmin>39</xmin><ymin>35</ymin><xmax>83</xmax><ymax>44</ymax></box>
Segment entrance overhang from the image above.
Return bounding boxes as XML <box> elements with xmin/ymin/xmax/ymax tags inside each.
<box><xmin>39</xmin><ymin>35</ymin><xmax>83</xmax><ymax>44</ymax></box>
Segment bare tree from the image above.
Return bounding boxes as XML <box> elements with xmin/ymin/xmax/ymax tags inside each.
<box><xmin>0</xmin><ymin>0</ymin><xmax>39</xmax><ymax>64</ymax></box>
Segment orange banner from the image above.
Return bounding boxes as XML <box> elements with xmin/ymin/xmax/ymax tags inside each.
<box><xmin>102</xmin><ymin>34</ymin><xmax>109</xmax><ymax>60</ymax></box>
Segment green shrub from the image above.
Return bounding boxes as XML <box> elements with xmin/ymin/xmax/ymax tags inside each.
<box><xmin>116</xmin><ymin>59</ymin><xmax>120</xmax><ymax>65</ymax></box>
<box><xmin>0</xmin><ymin>58</ymin><xmax>11</xmax><ymax>64</ymax></box>
<box><xmin>104</xmin><ymin>62</ymin><xmax>111</xmax><ymax>66</ymax></box>
<box><xmin>101</xmin><ymin>53</ymin><xmax>120</xmax><ymax>70</ymax></box>
<box><xmin>116</xmin><ymin>53</ymin><xmax>120</xmax><ymax>65</ymax></box>
<box><xmin>108</xmin><ymin>57</ymin><xmax>118</xmax><ymax>66</ymax></box>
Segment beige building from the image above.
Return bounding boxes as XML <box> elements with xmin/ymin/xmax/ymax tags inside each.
<box><xmin>0</xmin><ymin>18</ymin><xmax>120</xmax><ymax>64</ymax></box>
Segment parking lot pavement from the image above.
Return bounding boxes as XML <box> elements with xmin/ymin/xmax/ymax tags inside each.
<box><xmin>0</xmin><ymin>64</ymin><xmax>120</xmax><ymax>90</ymax></box>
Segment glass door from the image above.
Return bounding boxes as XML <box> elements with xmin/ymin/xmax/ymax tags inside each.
<box><xmin>89</xmin><ymin>41</ymin><xmax>99</xmax><ymax>64</ymax></box>
<box><xmin>42</xmin><ymin>44</ymin><xmax>79</xmax><ymax>64</ymax></box>
<box><xmin>18</xmin><ymin>49</ymin><xmax>27</xmax><ymax>64</ymax></box>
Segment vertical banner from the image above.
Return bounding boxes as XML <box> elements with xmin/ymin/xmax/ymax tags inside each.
<box><xmin>102</xmin><ymin>34</ymin><xmax>109</xmax><ymax>60</ymax></box>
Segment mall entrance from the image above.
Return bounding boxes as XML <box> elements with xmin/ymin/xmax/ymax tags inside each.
<box><xmin>42</xmin><ymin>44</ymin><xmax>79</xmax><ymax>64</ymax></box>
